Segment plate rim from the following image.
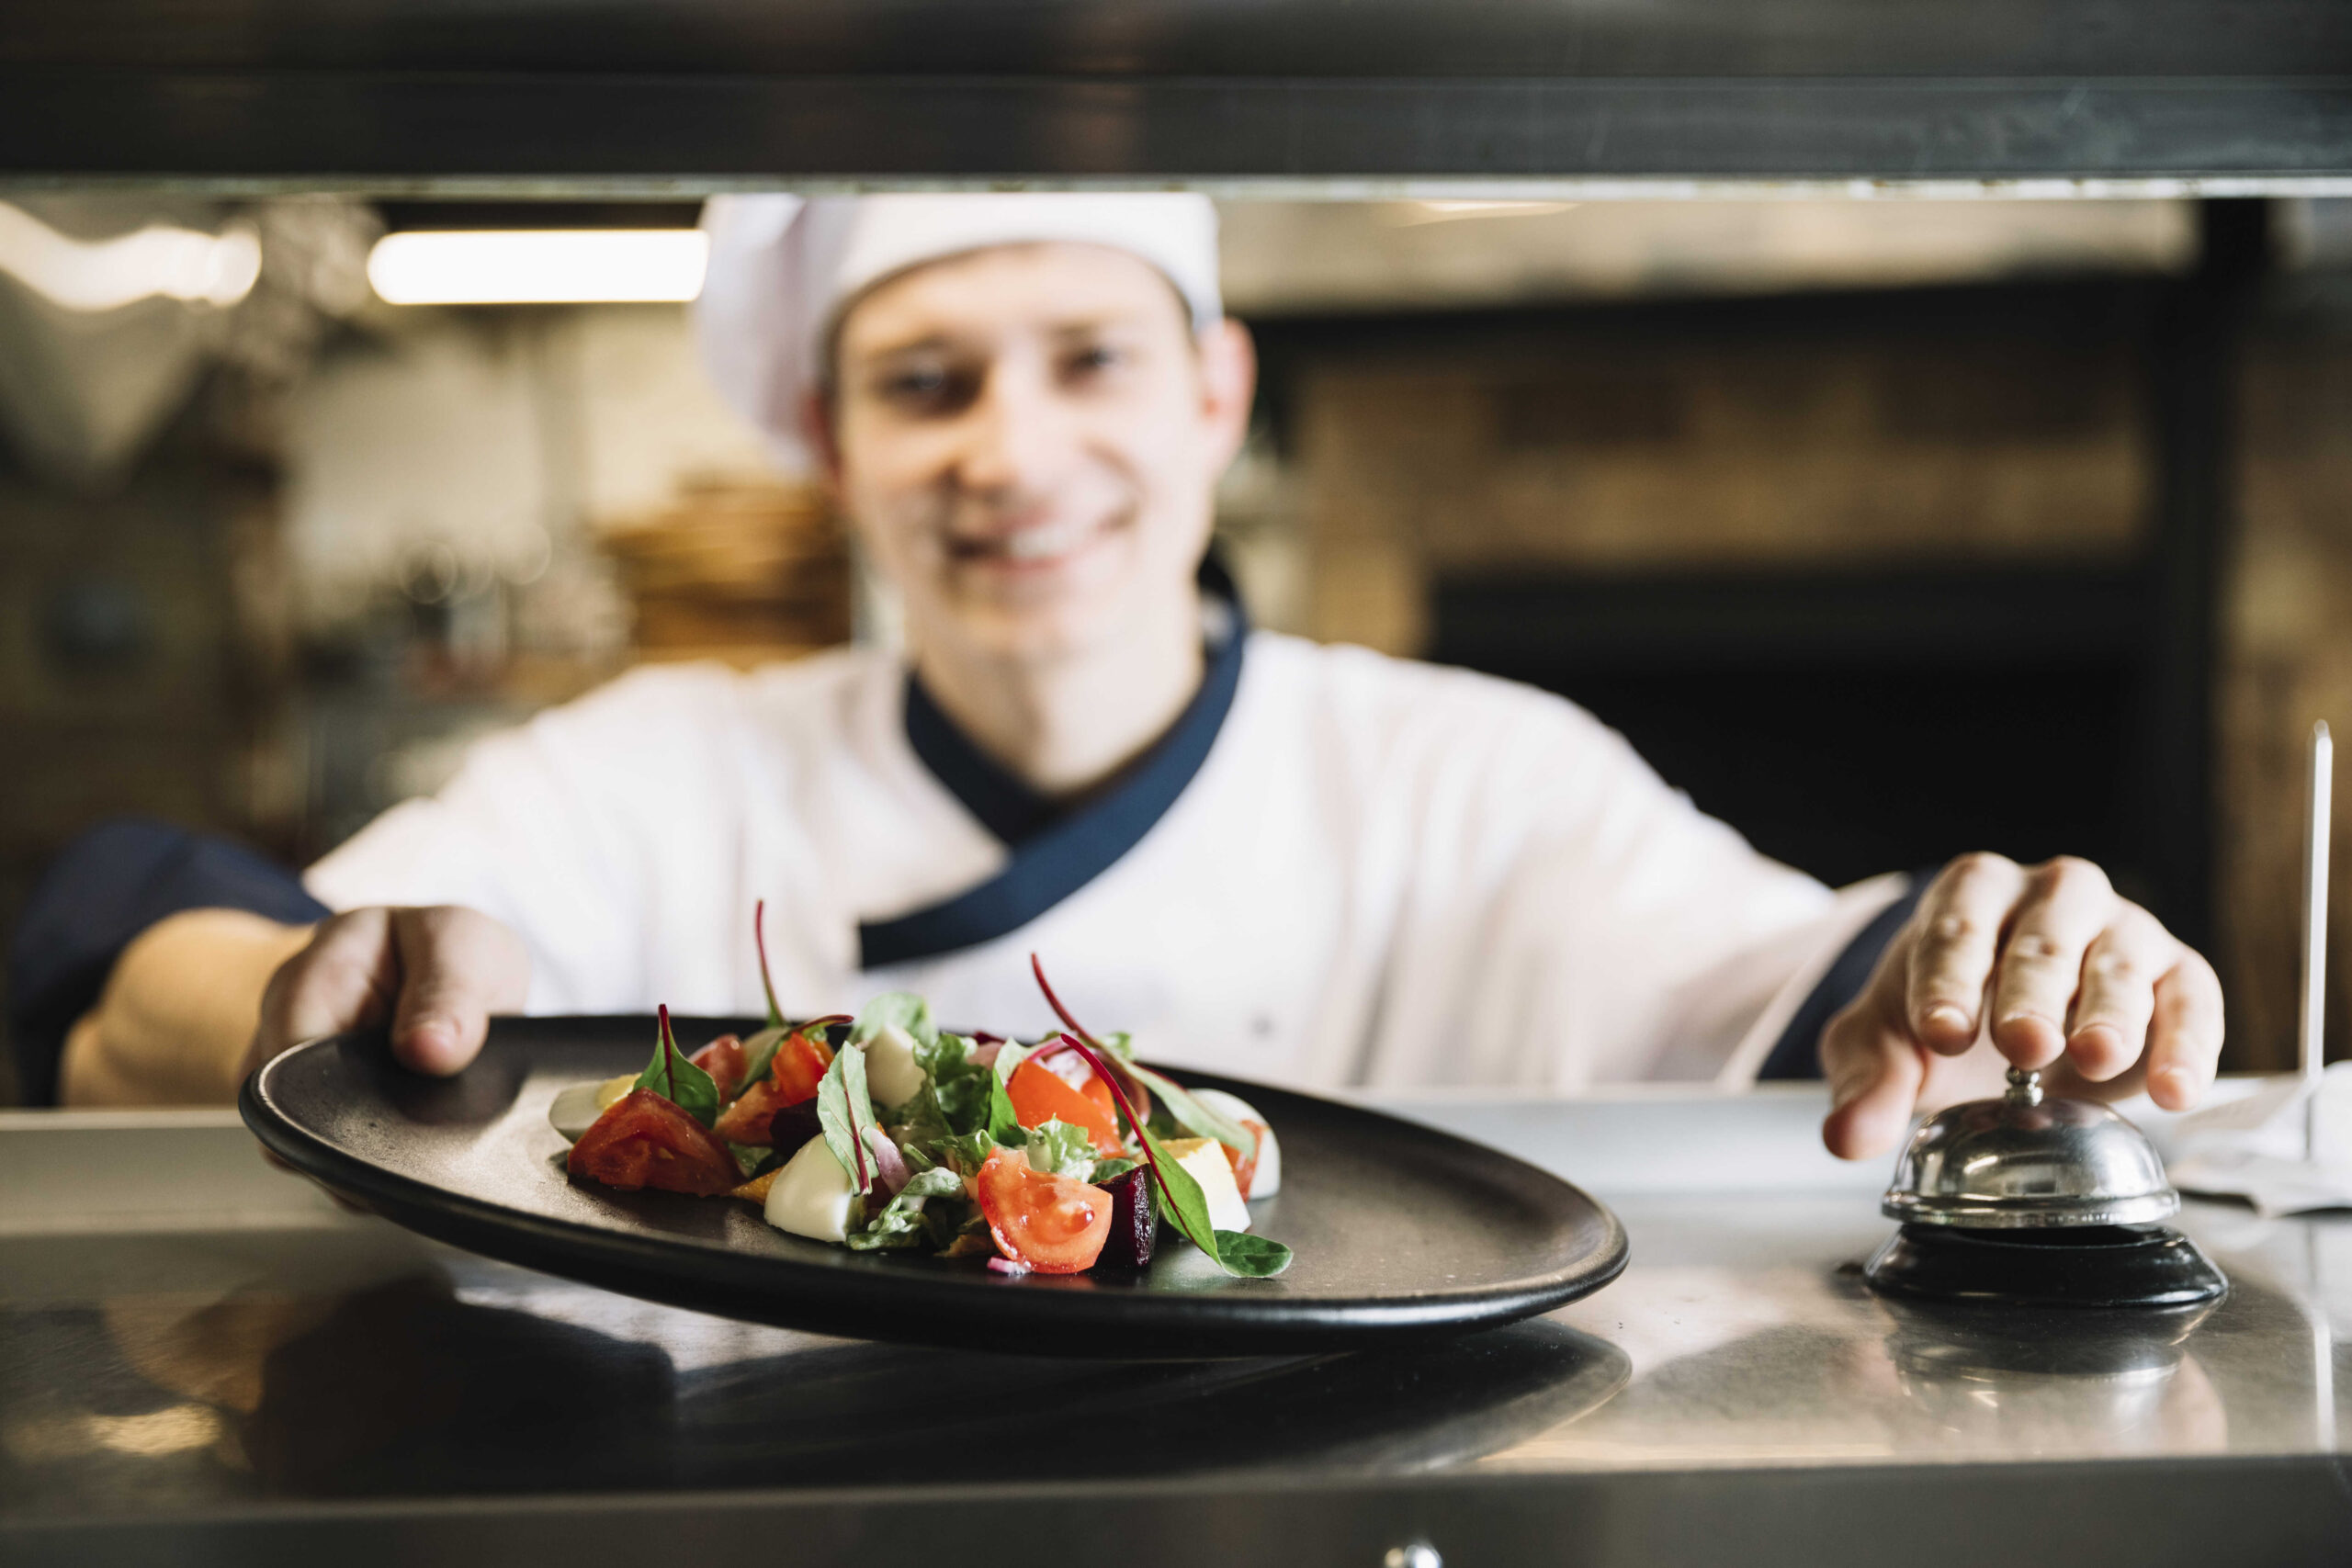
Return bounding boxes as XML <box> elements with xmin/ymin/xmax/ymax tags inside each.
<box><xmin>242</xmin><ymin>1016</ymin><xmax>1630</xmax><ymax>1354</ymax></box>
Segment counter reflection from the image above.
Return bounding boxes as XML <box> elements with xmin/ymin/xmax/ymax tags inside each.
<box><xmin>0</xmin><ymin>1230</ymin><xmax>1629</xmax><ymax>1517</ymax></box>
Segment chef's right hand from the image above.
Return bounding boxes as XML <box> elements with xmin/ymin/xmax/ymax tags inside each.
<box><xmin>243</xmin><ymin>906</ymin><xmax>530</xmax><ymax>1081</ymax></box>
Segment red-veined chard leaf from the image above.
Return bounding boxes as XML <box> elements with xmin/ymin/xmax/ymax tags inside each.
<box><xmin>1030</xmin><ymin>953</ymin><xmax>1253</xmax><ymax>1163</ymax></box>
<box><xmin>815</xmin><ymin>1036</ymin><xmax>879</xmax><ymax>1194</ymax></box>
<box><xmin>1058</xmin><ymin>1035</ymin><xmax>1291</xmax><ymax>1280</ymax></box>
<box><xmin>635</xmin><ymin>1005</ymin><xmax>720</xmax><ymax>1127</ymax></box>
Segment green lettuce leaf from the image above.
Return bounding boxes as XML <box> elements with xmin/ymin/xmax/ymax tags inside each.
<box><xmin>985</xmin><ymin>1071</ymin><xmax>1025</xmax><ymax>1148</ymax></box>
<box><xmin>634</xmin><ymin>1009</ymin><xmax>719</xmax><ymax>1127</ymax></box>
<box><xmin>888</xmin><ymin>1032</ymin><xmax>991</xmax><ymax>1164</ymax></box>
<box><xmin>913</xmin><ymin>1031</ymin><xmax>995</xmax><ymax>1137</ymax></box>
<box><xmin>850</xmin><ymin>992</ymin><xmax>937</xmax><ymax>1050</ymax></box>
<box><xmin>928</xmin><ymin>1129</ymin><xmax>1001</xmax><ymax>1175</ymax></box>
<box><xmin>843</xmin><ymin>1166</ymin><xmax>966</xmax><ymax>1252</ymax></box>
<box><xmin>1023</xmin><ymin>1119</ymin><xmax>1098</xmax><ymax>1181</ymax></box>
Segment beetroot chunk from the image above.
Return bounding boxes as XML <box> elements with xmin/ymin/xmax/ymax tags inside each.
<box><xmin>768</xmin><ymin>1100</ymin><xmax>822</xmax><ymax>1161</ymax></box>
<box><xmin>1092</xmin><ymin>1166</ymin><xmax>1159</xmax><ymax>1269</ymax></box>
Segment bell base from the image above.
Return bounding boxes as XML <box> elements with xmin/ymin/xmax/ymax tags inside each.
<box><xmin>1863</xmin><ymin>1223</ymin><xmax>2227</xmax><ymax>1309</ymax></box>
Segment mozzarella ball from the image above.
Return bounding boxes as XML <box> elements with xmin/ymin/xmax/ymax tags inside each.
<box><xmin>1163</xmin><ymin>1137</ymin><xmax>1252</xmax><ymax>1234</ymax></box>
<box><xmin>865</xmin><ymin>1023</ymin><xmax>928</xmax><ymax>1110</ymax></box>
<box><xmin>1192</xmin><ymin>1088</ymin><xmax>1282</xmax><ymax>1198</ymax></box>
<box><xmin>764</xmin><ymin>1137</ymin><xmax>856</xmax><ymax>1242</ymax></box>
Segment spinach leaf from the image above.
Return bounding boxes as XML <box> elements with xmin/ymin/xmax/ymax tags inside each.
<box><xmin>726</xmin><ymin>1142</ymin><xmax>766</xmax><ymax>1179</ymax></box>
<box><xmin>1091</xmin><ymin>1156</ymin><xmax>1140</xmax><ymax>1184</ymax></box>
<box><xmin>1211</xmin><ymin>1231</ymin><xmax>1295</xmax><ymax>1278</ymax></box>
<box><xmin>634</xmin><ymin>1006</ymin><xmax>719</xmax><ymax>1127</ymax></box>
<box><xmin>850</xmin><ymin>992</ymin><xmax>937</xmax><ymax>1050</ymax></box>
<box><xmin>1023</xmin><ymin>1119</ymin><xmax>1098</xmax><ymax>1180</ymax></box>
<box><xmin>816</xmin><ymin>1042</ymin><xmax>880</xmax><ymax>1194</ymax></box>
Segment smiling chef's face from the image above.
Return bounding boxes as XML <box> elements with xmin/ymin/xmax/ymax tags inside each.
<box><xmin>816</xmin><ymin>242</ymin><xmax>1255</xmax><ymax>664</ymax></box>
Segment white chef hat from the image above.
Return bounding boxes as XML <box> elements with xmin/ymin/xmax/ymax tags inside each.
<box><xmin>695</xmin><ymin>192</ymin><xmax>1224</xmax><ymax>472</ymax></box>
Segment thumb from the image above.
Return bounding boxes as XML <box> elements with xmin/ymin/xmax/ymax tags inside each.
<box><xmin>388</xmin><ymin>907</ymin><xmax>530</xmax><ymax>1076</ymax></box>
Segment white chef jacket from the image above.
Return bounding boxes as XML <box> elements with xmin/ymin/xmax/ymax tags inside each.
<box><xmin>305</xmin><ymin>627</ymin><xmax>1905</xmax><ymax>1092</ymax></box>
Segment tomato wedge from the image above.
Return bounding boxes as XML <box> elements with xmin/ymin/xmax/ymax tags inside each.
<box><xmin>567</xmin><ymin>1089</ymin><xmax>742</xmax><ymax>1197</ymax></box>
<box><xmin>1222</xmin><ymin>1118</ymin><xmax>1271</xmax><ymax>1200</ymax></box>
<box><xmin>711</xmin><ymin>1029</ymin><xmax>834</xmax><ymax>1145</ymax></box>
<box><xmin>1006</xmin><ymin>1060</ymin><xmax>1123</xmax><ymax>1156</ymax></box>
<box><xmin>712</xmin><ymin>1077</ymin><xmax>786</xmax><ymax>1145</ymax></box>
<box><xmin>690</xmin><ymin>1035</ymin><xmax>747</xmax><ymax>1102</ymax></box>
<box><xmin>975</xmin><ymin>1147</ymin><xmax>1111</xmax><ymax>1274</ymax></box>
<box><xmin>771</xmin><ymin>1029</ymin><xmax>836</xmax><ymax>1104</ymax></box>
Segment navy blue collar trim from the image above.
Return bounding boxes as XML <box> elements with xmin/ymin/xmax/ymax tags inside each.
<box><xmin>860</xmin><ymin>574</ymin><xmax>1248</xmax><ymax>971</ymax></box>
<box><xmin>903</xmin><ymin>679</ymin><xmax>1065</xmax><ymax>848</ymax></box>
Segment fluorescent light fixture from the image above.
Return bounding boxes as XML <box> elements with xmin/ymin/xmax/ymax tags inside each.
<box><xmin>368</xmin><ymin>230</ymin><xmax>709</xmax><ymax>305</ymax></box>
<box><xmin>1396</xmin><ymin>200</ymin><xmax>1581</xmax><ymax>225</ymax></box>
<box><xmin>0</xmin><ymin>201</ymin><xmax>262</xmax><ymax>312</ymax></box>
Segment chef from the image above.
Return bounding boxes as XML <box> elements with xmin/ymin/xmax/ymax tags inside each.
<box><xmin>30</xmin><ymin>193</ymin><xmax>2223</xmax><ymax>1159</ymax></box>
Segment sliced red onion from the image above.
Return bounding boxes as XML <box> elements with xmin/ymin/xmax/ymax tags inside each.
<box><xmin>968</xmin><ymin>1042</ymin><xmax>1003</xmax><ymax>1070</ymax></box>
<box><xmin>987</xmin><ymin>1256</ymin><xmax>1031</xmax><ymax>1276</ymax></box>
<box><xmin>1039</xmin><ymin>1049</ymin><xmax>1094</xmax><ymax>1093</ymax></box>
<box><xmin>861</xmin><ymin>1126</ymin><xmax>911</xmax><ymax>1200</ymax></box>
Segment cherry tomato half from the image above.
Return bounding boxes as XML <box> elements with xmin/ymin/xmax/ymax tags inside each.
<box><xmin>1006</xmin><ymin>1060</ymin><xmax>1123</xmax><ymax>1156</ymax></box>
<box><xmin>690</xmin><ymin>1035</ymin><xmax>747</xmax><ymax>1102</ymax></box>
<box><xmin>1222</xmin><ymin>1118</ymin><xmax>1271</xmax><ymax>1200</ymax></box>
<box><xmin>976</xmin><ymin>1146</ymin><xmax>1112</xmax><ymax>1274</ymax></box>
<box><xmin>769</xmin><ymin>1029</ymin><xmax>836</xmax><ymax>1105</ymax></box>
<box><xmin>567</xmin><ymin>1089</ymin><xmax>742</xmax><ymax>1197</ymax></box>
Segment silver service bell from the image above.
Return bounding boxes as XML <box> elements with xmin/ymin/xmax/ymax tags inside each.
<box><xmin>1880</xmin><ymin>1066</ymin><xmax>2179</xmax><ymax>1230</ymax></box>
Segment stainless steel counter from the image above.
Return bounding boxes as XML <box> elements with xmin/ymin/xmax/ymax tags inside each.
<box><xmin>5</xmin><ymin>1090</ymin><xmax>2349</xmax><ymax>1565</ymax></box>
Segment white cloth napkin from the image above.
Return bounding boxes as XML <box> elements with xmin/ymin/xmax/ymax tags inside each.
<box><xmin>2166</xmin><ymin>1062</ymin><xmax>2352</xmax><ymax>1218</ymax></box>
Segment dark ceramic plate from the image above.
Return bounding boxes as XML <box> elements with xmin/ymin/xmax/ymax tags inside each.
<box><xmin>243</xmin><ymin>1015</ymin><xmax>1628</xmax><ymax>1357</ymax></box>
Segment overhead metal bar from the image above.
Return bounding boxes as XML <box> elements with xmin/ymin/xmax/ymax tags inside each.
<box><xmin>2</xmin><ymin>1</ymin><xmax>2350</xmax><ymax>186</ymax></box>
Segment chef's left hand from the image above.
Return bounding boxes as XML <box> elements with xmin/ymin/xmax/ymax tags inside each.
<box><xmin>1819</xmin><ymin>853</ymin><xmax>2225</xmax><ymax>1160</ymax></box>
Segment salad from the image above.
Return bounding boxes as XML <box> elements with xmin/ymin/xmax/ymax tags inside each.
<box><xmin>548</xmin><ymin>905</ymin><xmax>1290</xmax><ymax>1279</ymax></box>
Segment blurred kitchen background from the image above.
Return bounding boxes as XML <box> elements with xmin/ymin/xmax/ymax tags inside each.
<box><xmin>3</xmin><ymin>193</ymin><xmax>2349</xmax><ymax>1099</ymax></box>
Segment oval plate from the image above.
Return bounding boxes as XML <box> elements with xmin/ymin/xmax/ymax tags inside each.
<box><xmin>243</xmin><ymin>1016</ymin><xmax>1628</xmax><ymax>1357</ymax></box>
